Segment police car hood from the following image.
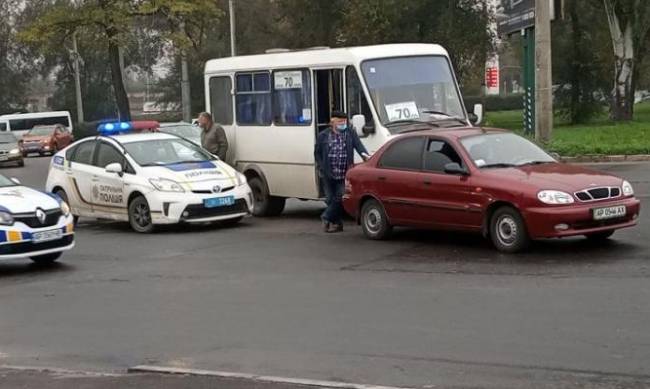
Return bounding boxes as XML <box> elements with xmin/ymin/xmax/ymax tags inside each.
<box><xmin>144</xmin><ymin>160</ymin><xmax>239</xmax><ymax>190</ymax></box>
<box><xmin>0</xmin><ymin>186</ymin><xmax>60</xmax><ymax>214</ymax></box>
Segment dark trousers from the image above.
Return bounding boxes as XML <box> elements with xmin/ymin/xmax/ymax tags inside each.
<box><xmin>321</xmin><ymin>177</ymin><xmax>345</xmax><ymax>225</ymax></box>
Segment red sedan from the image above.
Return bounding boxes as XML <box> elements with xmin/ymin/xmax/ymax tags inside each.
<box><xmin>343</xmin><ymin>128</ymin><xmax>641</xmax><ymax>253</ymax></box>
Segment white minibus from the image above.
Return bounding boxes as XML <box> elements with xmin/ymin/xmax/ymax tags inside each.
<box><xmin>0</xmin><ymin>111</ymin><xmax>74</xmax><ymax>139</ymax></box>
<box><xmin>204</xmin><ymin>44</ymin><xmax>483</xmax><ymax>216</ymax></box>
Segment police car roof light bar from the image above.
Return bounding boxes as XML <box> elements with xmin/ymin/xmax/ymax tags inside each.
<box><xmin>98</xmin><ymin>122</ymin><xmax>132</xmax><ymax>135</ymax></box>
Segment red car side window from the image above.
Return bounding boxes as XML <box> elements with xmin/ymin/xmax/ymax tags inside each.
<box><xmin>423</xmin><ymin>139</ymin><xmax>464</xmax><ymax>173</ymax></box>
<box><xmin>378</xmin><ymin>137</ymin><xmax>425</xmax><ymax>171</ymax></box>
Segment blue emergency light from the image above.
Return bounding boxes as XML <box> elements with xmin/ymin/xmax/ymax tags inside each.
<box><xmin>98</xmin><ymin>122</ymin><xmax>132</xmax><ymax>135</ymax></box>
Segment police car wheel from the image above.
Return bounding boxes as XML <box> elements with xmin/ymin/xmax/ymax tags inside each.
<box><xmin>30</xmin><ymin>252</ymin><xmax>62</xmax><ymax>265</ymax></box>
<box><xmin>129</xmin><ymin>196</ymin><xmax>154</xmax><ymax>233</ymax></box>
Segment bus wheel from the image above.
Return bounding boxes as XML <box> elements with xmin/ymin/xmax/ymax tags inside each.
<box><xmin>248</xmin><ymin>176</ymin><xmax>286</xmax><ymax>217</ymax></box>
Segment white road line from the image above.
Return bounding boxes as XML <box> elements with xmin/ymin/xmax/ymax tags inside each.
<box><xmin>128</xmin><ymin>365</ymin><xmax>417</xmax><ymax>389</ymax></box>
<box><xmin>0</xmin><ymin>364</ymin><xmax>123</xmax><ymax>377</ymax></box>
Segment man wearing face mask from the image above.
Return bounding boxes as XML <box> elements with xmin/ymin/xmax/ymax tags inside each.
<box><xmin>314</xmin><ymin>111</ymin><xmax>370</xmax><ymax>233</ymax></box>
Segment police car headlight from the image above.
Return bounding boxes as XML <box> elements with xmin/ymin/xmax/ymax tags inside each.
<box><xmin>622</xmin><ymin>180</ymin><xmax>634</xmax><ymax>196</ymax></box>
<box><xmin>149</xmin><ymin>178</ymin><xmax>185</xmax><ymax>192</ymax></box>
<box><xmin>236</xmin><ymin>172</ymin><xmax>247</xmax><ymax>187</ymax></box>
<box><xmin>9</xmin><ymin>148</ymin><xmax>19</xmax><ymax>155</ymax></box>
<box><xmin>537</xmin><ymin>190</ymin><xmax>575</xmax><ymax>205</ymax></box>
<box><xmin>0</xmin><ymin>211</ymin><xmax>14</xmax><ymax>226</ymax></box>
<box><xmin>60</xmin><ymin>201</ymin><xmax>71</xmax><ymax>216</ymax></box>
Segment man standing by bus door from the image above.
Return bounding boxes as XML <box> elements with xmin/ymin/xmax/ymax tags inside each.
<box><xmin>198</xmin><ymin>112</ymin><xmax>229</xmax><ymax>160</ymax></box>
<box><xmin>314</xmin><ymin>111</ymin><xmax>370</xmax><ymax>233</ymax></box>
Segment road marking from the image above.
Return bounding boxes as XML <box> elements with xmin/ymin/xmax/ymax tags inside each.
<box><xmin>129</xmin><ymin>365</ymin><xmax>417</xmax><ymax>389</ymax></box>
<box><xmin>0</xmin><ymin>364</ymin><xmax>123</xmax><ymax>377</ymax></box>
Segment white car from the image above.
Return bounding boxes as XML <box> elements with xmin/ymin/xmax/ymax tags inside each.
<box><xmin>0</xmin><ymin>175</ymin><xmax>75</xmax><ymax>264</ymax></box>
<box><xmin>45</xmin><ymin>127</ymin><xmax>253</xmax><ymax>233</ymax></box>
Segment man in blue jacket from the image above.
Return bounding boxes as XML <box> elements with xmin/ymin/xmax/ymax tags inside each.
<box><xmin>314</xmin><ymin>111</ymin><xmax>370</xmax><ymax>233</ymax></box>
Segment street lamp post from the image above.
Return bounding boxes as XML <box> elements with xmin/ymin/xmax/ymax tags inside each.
<box><xmin>229</xmin><ymin>0</ymin><xmax>236</xmax><ymax>56</ymax></box>
<box><xmin>72</xmin><ymin>31</ymin><xmax>84</xmax><ymax>123</ymax></box>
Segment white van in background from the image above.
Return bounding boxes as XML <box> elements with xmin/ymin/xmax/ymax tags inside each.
<box><xmin>0</xmin><ymin>111</ymin><xmax>73</xmax><ymax>139</ymax></box>
<box><xmin>204</xmin><ymin>44</ymin><xmax>483</xmax><ymax>216</ymax></box>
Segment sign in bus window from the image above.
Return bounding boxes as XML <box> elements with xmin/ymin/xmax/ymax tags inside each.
<box><xmin>273</xmin><ymin>69</ymin><xmax>311</xmax><ymax>126</ymax></box>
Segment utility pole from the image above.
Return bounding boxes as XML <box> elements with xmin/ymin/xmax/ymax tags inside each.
<box><xmin>229</xmin><ymin>0</ymin><xmax>236</xmax><ymax>56</ymax></box>
<box><xmin>72</xmin><ymin>31</ymin><xmax>84</xmax><ymax>123</ymax></box>
<box><xmin>535</xmin><ymin>0</ymin><xmax>553</xmax><ymax>142</ymax></box>
<box><xmin>180</xmin><ymin>20</ymin><xmax>191</xmax><ymax>122</ymax></box>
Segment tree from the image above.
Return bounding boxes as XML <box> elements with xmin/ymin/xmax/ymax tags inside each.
<box><xmin>552</xmin><ymin>0</ymin><xmax>609</xmax><ymax>123</ymax></box>
<box><xmin>603</xmin><ymin>0</ymin><xmax>650</xmax><ymax>120</ymax></box>
<box><xmin>339</xmin><ymin>0</ymin><xmax>493</xmax><ymax>92</ymax></box>
<box><xmin>0</xmin><ymin>0</ymin><xmax>46</xmax><ymax>114</ymax></box>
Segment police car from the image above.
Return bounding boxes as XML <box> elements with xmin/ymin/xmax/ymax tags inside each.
<box><xmin>45</xmin><ymin>122</ymin><xmax>253</xmax><ymax>233</ymax></box>
<box><xmin>0</xmin><ymin>175</ymin><xmax>75</xmax><ymax>264</ymax></box>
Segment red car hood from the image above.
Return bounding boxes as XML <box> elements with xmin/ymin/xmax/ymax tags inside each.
<box><xmin>22</xmin><ymin>135</ymin><xmax>51</xmax><ymax>142</ymax></box>
<box><xmin>482</xmin><ymin>162</ymin><xmax>624</xmax><ymax>192</ymax></box>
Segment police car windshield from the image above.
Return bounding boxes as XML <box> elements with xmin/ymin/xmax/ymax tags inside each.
<box><xmin>123</xmin><ymin>138</ymin><xmax>215</xmax><ymax>167</ymax></box>
<box><xmin>0</xmin><ymin>175</ymin><xmax>17</xmax><ymax>187</ymax></box>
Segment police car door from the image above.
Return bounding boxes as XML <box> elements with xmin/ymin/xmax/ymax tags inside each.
<box><xmin>90</xmin><ymin>141</ymin><xmax>128</xmax><ymax>220</ymax></box>
<box><xmin>66</xmin><ymin>139</ymin><xmax>98</xmax><ymax>215</ymax></box>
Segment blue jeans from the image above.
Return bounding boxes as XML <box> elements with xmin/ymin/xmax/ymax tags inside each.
<box><xmin>321</xmin><ymin>178</ymin><xmax>345</xmax><ymax>225</ymax></box>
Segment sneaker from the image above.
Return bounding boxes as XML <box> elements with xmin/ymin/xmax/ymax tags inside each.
<box><xmin>328</xmin><ymin>224</ymin><xmax>344</xmax><ymax>233</ymax></box>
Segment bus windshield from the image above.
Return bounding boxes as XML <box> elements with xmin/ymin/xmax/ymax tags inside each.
<box><xmin>361</xmin><ymin>56</ymin><xmax>465</xmax><ymax>127</ymax></box>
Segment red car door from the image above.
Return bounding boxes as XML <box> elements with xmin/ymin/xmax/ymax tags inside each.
<box><xmin>418</xmin><ymin>138</ymin><xmax>482</xmax><ymax>229</ymax></box>
<box><xmin>373</xmin><ymin>136</ymin><xmax>426</xmax><ymax>225</ymax></box>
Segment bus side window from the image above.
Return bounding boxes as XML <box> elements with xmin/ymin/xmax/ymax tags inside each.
<box><xmin>236</xmin><ymin>72</ymin><xmax>272</xmax><ymax>125</ymax></box>
<box><xmin>346</xmin><ymin>66</ymin><xmax>373</xmax><ymax>127</ymax></box>
<box><xmin>209</xmin><ymin>76</ymin><xmax>233</xmax><ymax>125</ymax></box>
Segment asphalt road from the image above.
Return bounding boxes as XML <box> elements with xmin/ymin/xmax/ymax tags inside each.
<box><xmin>0</xmin><ymin>156</ymin><xmax>649</xmax><ymax>389</ymax></box>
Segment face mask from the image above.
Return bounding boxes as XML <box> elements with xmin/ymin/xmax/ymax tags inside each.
<box><xmin>336</xmin><ymin>124</ymin><xmax>348</xmax><ymax>131</ymax></box>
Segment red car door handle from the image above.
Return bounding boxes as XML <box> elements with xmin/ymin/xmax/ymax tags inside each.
<box><xmin>423</xmin><ymin>180</ymin><xmax>432</xmax><ymax>186</ymax></box>
<box><xmin>378</xmin><ymin>176</ymin><xmax>387</xmax><ymax>181</ymax></box>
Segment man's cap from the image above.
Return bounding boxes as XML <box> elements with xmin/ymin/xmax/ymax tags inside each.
<box><xmin>330</xmin><ymin>110</ymin><xmax>348</xmax><ymax>119</ymax></box>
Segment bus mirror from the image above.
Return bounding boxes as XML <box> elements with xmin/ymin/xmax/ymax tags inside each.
<box><xmin>471</xmin><ymin>104</ymin><xmax>484</xmax><ymax>125</ymax></box>
<box><xmin>351</xmin><ymin>114</ymin><xmax>366</xmax><ymax>136</ymax></box>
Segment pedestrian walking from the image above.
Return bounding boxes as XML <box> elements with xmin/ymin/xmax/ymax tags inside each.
<box><xmin>314</xmin><ymin>111</ymin><xmax>369</xmax><ymax>233</ymax></box>
<box><xmin>197</xmin><ymin>112</ymin><xmax>229</xmax><ymax>160</ymax></box>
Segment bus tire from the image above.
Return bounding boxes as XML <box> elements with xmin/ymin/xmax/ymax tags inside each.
<box><xmin>248</xmin><ymin>176</ymin><xmax>285</xmax><ymax>217</ymax></box>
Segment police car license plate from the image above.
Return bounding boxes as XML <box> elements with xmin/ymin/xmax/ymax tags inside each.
<box><xmin>593</xmin><ymin>205</ymin><xmax>626</xmax><ymax>221</ymax></box>
<box><xmin>0</xmin><ymin>155</ymin><xmax>7</xmax><ymax>161</ymax></box>
<box><xmin>204</xmin><ymin>196</ymin><xmax>235</xmax><ymax>208</ymax></box>
<box><xmin>32</xmin><ymin>229</ymin><xmax>62</xmax><ymax>243</ymax></box>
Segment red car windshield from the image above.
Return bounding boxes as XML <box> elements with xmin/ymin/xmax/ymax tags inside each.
<box><xmin>460</xmin><ymin>133</ymin><xmax>555</xmax><ymax>168</ymax></box>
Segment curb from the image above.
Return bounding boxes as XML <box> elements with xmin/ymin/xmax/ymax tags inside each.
<box><xmin>560</xmin><ymin>155</ymin><xmax>650</xmax><ymax>163</ymax></box>
<box><xmin>128</xmin><ymin>365</ymin><xmax>415</xmax><ymax>389</ymax></box>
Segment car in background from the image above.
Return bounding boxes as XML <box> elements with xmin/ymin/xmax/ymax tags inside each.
<box><xmin>159</xmin><ymin>122</ymin><xmax>202</xmax><ymax>145</ymax></box>
<box><xmin>343</xmin><ymin>128</ymin><xmax>640</xmax><ymax>253</ymax></box>
<box><xmin>19</xmin><ymin>124</ymin><xmax>73</xmax><ymax>157</ymax></box>
<box><xmin>0</xmin><ymin>132</ymin><xmax>24</xmax><ymax>167</ymax></box>
<box><xmin>0</xmin><ymin>174</ymin><xmax>75</xmax><ymax>264</ymax></box>
<box><xmin>46</xmin><ymin>122</ymin><xmax>253</xmax><ymax>233</ymax></box>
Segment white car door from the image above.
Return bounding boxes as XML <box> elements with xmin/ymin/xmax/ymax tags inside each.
<box><xmin>90</xmin><ymin>141</ymin><xmax>128</xmax><ymax>220</ymax></box>
<box><xmin>66</xmin><ymin>139</ymin><xmax>98</xmax><ymax>216</ymax></box>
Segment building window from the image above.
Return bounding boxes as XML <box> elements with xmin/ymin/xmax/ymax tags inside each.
<box><xmin>236</xmin><ymin>72</ymin><xmax>272</xmax><ymax>125</ymax></box>
<box><xmin>209</xmin><ymin>76</ymin><xmax>233</xmax><ymax>125</ymax></box>
<box><xmin>272</xmin><ymin>69</ymin><xmax>312</xmax><ymax>125</ymax></box>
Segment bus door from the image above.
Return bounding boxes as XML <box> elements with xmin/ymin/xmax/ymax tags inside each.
<box><xmin>313</xmin><ymin>69</ymin><xmax>344</xmax><ymax>196</ymax></box>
